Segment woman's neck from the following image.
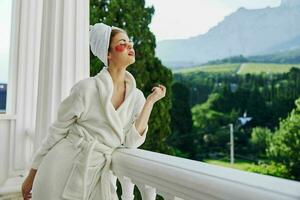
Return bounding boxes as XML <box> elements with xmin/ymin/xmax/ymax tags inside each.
<box><xmin>107</xmin><ymin>66</ymin><xmax>126</xmax><ymax>89</ymax></box>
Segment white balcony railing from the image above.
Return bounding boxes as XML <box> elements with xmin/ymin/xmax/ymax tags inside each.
<box><xmin>111</xmin><ymin>148</ymin><xmax>300</xmax><ymax>200</ymax></box>
<box><xmin>1</xmin><ymin>147</ymin><xmax>300</xmax><ymax>200</ymax></box>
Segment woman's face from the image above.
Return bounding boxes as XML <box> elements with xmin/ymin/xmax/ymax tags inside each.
<box><xmin>108</xmin><ymin>32</ymin><xmax>135</xmax><ymax>67</ymax></box>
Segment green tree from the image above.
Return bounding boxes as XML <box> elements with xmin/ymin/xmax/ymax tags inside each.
<box><xmin>192</xmin><ymin>93</ymin><xmax>232</xmax><ymax>131</ymax></box>
<box><xmin>168</xmin><ymin>82</ymin><xmax>194</xmax><ymax>157</ymax></box>
<box><xmin>90</xmin><ymin>0</ymin><xmax>173</xmax><ymax>155</ymax></box>
<box><xmin>267</xmin><ymin>98</ymin><xmax>300</xmax><ymax>180</ymax></box>
<box><xmin>250</xmin><ymin>127</ymin><xmax>272</xmax><ymax>157</ymax></box>
<box><xmin>90</xmin><ymin>1</ymin><xmax>174</xmax><ymax>199</ymax></box>
<box><xmin>191</xmin><ymin>93</ymin><xmax>239</xmax><ymax>156</ymax></box>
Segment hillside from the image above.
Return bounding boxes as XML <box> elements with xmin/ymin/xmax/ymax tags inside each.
<box><xmin>173</xmin><ymin>63</ymin><xmax>300</xmax><ymax>75</ymax></box>
<box><xmin>157</xmin><ymin>0</ymin><xmax>300</xmax><ymax>68</ymax></box>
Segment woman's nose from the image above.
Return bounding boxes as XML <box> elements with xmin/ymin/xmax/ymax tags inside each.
<box><xmin>128</xmin><ymin>43</ymin><xmax>133</xmax><ymax>49</ymax></box>
<box><xmin>127</xmin><ymin>41</ymin><xmax>134</xmax><ymax>49</ymax></box>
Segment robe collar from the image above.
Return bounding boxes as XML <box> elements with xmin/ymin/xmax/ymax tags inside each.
<box><xmin>94</xmin><ymin>66</ymin><xmax>137</xmax><ymax>144</ymax></box>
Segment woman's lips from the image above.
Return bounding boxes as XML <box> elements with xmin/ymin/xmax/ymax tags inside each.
<box><xmin>128</xmin><ymin>51</ymin><xmax>135</xmax><ymax>56</ymax></box>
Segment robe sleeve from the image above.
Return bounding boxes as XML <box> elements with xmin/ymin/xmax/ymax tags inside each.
<box><xmin>124</xmin><ymin>90</ymin><xmax>149</xmax><ymax>148</ymax></box>
<box><xmin>30</xmin><ymin>85</ymin><xmax>84</xmax><ymax>169</ymax></box>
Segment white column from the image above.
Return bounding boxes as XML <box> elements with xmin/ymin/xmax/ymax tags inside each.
<box><xmin>0</xmin><ymin>0</ymin><xmax>89</xmax><ymax>196</ymax></box>
<box><xmin>0</xmin><ymin>0</ymin><xmax>44</xmax><ymax>195</ymax></box>
<box><xmin>119</xmin><ymin>176</ymin><xmax>135</xmax><ymax>200</ymax></box>
<box><xmin>139</xmin><ymin>184</ymin><xmax>156</xmax><ymax>200</ymax></box>
<box><xmin>3</xmin><ymin>0</ymin><xmax>44</xmax><ymax>177</ymax></box>
<box><xmin>34</xmin><ymin>0</ymin><xmax>89</xmax><ymax>150</ymax></box>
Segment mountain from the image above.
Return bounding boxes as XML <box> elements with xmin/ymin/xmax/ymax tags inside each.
<box><xmin>262</xmin><ymin>35</ymin><xmax>300</xmax><ymax>54</ymax></box>
<box><xmin>156</xmin><ymin>0</ymin><xmax>300</xmax><ymax>68</ymax></box>
<box><xmin>281</xmin><ymin>0</ymin><xmax>300</xmax><ymax>7</ymax></box>
<box><xmin>202</xmin><ymin>48</ymin><xmax>300</xmax><ymax>65</ymax></box>
<box><xmin>249</xmin><ymin>48</ymin><xmax>300</xmax><ymax>64</ymax></box>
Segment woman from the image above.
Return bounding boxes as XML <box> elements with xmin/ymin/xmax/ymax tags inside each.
<box><xmin>21</xmin><ymin>23</ymin><xmax>166</xmax><ymax>200</ymax></box>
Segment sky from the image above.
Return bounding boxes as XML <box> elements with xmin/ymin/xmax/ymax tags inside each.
<box><xmin>145</xmin><ymin>0</ymin><xmax>281</xmax><ymax>41</ymax></box>
<box><xmin>0</xmin><ymin>0</ymin><xmax>281</xmax><ymax>83</ymax></box>
<box><xmin>0</xmin><ymin>0</ymin><xmax>12</xmax><ymax>84</ymax></box>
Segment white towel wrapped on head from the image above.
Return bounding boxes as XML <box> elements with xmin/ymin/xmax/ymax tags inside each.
<box><xmin>89</xmin><ymin>23</ymin><xmax>112</xmax><ymax>67</ymax></box>
<box><xmin>89</xmin><ymin>23</ymin><xmax>125</xmax><ymax>67</ymax></box>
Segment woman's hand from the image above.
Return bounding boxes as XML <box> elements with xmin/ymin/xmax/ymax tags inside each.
<box><xmin>22</xmin><ymin>168</ymin><xmax>37</xmax><ymax>200</ymax></box>
<box><xmin>146</xmin><ymin>84</ymin><xmax>166</xmax><ymax>104</ymax></box>
<box><xmin>22</xmin><ymin>177</ymin><xmax>33</xmax><ymax>199</ymax></box>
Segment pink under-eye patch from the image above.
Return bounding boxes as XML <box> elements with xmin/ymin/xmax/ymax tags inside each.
<box><xmin>115</xmin><ymin>44</ymin><xmax>126</xmax><ymax>52</ymax></box>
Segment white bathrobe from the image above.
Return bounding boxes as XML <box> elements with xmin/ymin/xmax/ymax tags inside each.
<box><xmin>30</xmin><ymin>66</ymin><xmax>148</xmax><ymax>200</ymax></box>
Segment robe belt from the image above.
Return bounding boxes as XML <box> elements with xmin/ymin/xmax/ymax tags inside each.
<box><xmin>62</xmin><ymin>131</ymin><xmax>117</xmax><ymax>200</ymax></box>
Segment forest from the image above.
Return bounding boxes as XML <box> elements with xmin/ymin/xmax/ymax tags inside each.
<box><xmin>171</xmin><ymin>66</ymin><xmax>300</xmax><ymax>180</ymax></box>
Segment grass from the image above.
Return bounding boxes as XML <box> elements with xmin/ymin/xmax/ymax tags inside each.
<box><xmin>173</xmin><ymin>63</ymin><xmax>241</xmax><ymax>74</ymax></box>
<box><xmin>172</xmin><ymin>63</ymin><xmax>300</xmax><ymax>75</ymax></box>
<box><xmin>237</xmin><ymin>63</ymin><xmax>300</xmax><ymax>74</ymax></box>
<box><xmin>204</xmin><ymin>157</ymin><xmax>257</xmax><ymax>171</ymax></box>
<box><xmin>204</xmin><ymin>157</ymin><xmax>292</xmax><ymax>180</ymax></box>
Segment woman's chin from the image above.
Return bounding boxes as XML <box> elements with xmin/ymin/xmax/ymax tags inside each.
<box><xmin>129</xmin><ymin>58</ymin><xmax>135</xmax><ymax>64</ymax></box>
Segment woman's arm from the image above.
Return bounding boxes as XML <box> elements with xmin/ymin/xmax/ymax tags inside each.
<box><xmin>30</xmin><ymin>85</ymin><xmax>84</xmax><ymax>169</ymax></box>
<box><xmin>134</xmin><ymin>99</ymin><xmax>154</xmax><ymax>136</ymax></box>
<box><xmin>124</xmin><ymin>84</ymin><xmax>166</xmax><ymax>148</ymax></box>
<box><xmin>135</xmin><ymin>83</ymin><xmax>166</xmax><ymax>135</ymax></box>
<box><xmin>22</xmin><ymin>168</ymin><xmax>37</xmax><ymax>199</ymax></box>
<box><xmin>22</xmin><ymin>84</ymin><xmax>85</xmax><ymax>199</ymax></box>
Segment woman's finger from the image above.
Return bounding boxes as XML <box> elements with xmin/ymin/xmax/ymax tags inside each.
<box><xmin>157</xmin><ymin>84</ymin><xmax>164</xmax><ymax>90</ymax></box>
<box><xmin>158</xmin><ymin>84</ymin><xmax>165</xmax><ymax>90</ymax></box>
<box><xmin>152</xmin><ymin>86</ymin><xmax>160</xmax><ymax>91</ymax></box>
<box><xmin>157</xmin><ymin>85</ymin><xmax>166</xmax><ymax>96</ymax></box>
